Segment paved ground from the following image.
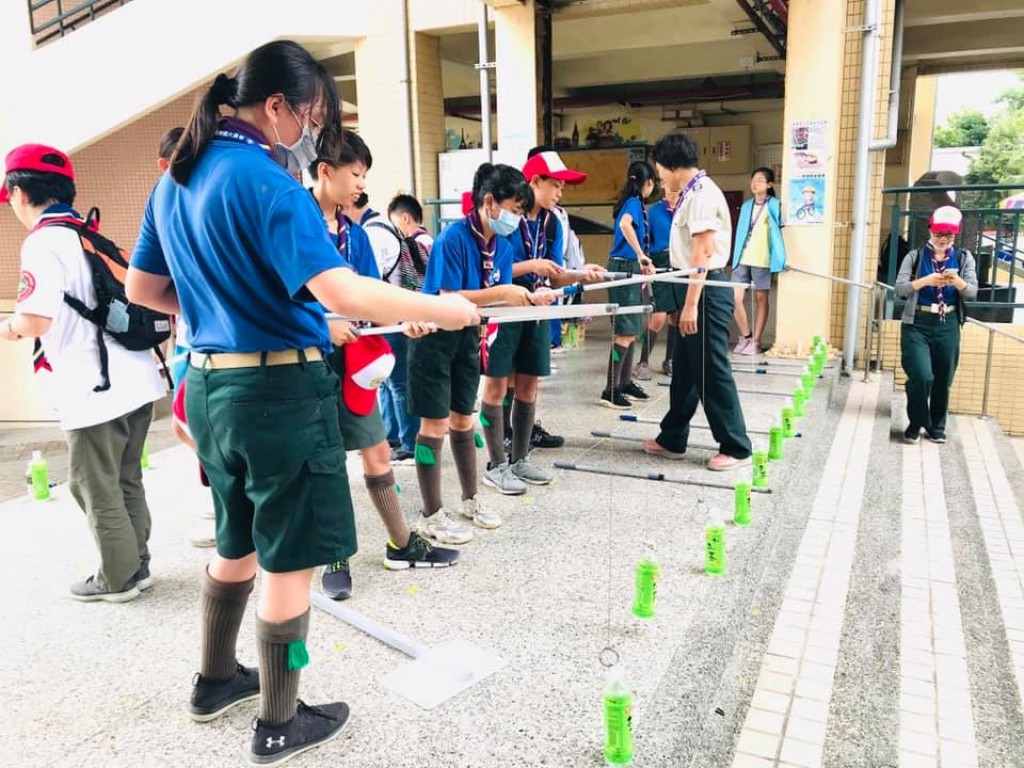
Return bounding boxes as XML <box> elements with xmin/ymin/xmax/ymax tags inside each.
<box><xmin>3</xmin><ymin>328</ymin><xmax>1023</xmax><ymax>768</ymax></box>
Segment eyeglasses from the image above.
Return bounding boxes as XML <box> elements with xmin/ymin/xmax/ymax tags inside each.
<box><xmin>931</xmin><ymin>231</ymin><xmax>956</xmax><ymax>238</ymax></box>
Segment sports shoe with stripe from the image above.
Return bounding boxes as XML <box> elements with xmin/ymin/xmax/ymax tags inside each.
<box><xmin>415</xmin><ymin>507</ymin><xmax>475</xmax><ymax>544</ymax></box>
<box><xmin>384</xmin><ymin>532</ymin><xmax>460</xmax><ymax>570</ymax></box>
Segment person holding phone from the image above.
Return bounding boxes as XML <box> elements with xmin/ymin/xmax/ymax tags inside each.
<box><xmin>895</xmin><ymin>206</ymin><xmax>978</xmax><ymax>445</ymax></box>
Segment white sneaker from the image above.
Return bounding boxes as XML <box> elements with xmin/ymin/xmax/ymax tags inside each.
<box><xmin>459</xmin><ymin>495</ymin><xmax>502</xmax><ymax>529</ymax></box>
<box><xmin>187</xmin><ymin>520</ymin><xmax>216</xmax><ymax>548</ymax></box>
<box><xmin>415</xmin><ymin>507</ymin><xmax>475</xmax><ymax>545</ymax></box>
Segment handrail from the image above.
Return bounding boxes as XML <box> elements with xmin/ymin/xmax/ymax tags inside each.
<box><xmin>784</xmin><ymin>264</ymin><xmax>876</xmax><ymax>292</ymax></box>
<box><xmin>882</xmin><ymin>183</ymin><xmax>1024</xmax><ymax>194</ymax></box>
<box><xmin>27</xmin><ymin>0</ymin><xmax>131</xmax><ymax>43</ymax></box>
<box><xmin>964</xmin><ymin>317</ymin><xmax>1024</xmax><ymax>418</ymax></box>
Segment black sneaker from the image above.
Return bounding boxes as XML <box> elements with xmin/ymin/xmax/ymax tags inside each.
<box><xmin>622</xmin><ymin>382</ymin><xmax>650</xmax><ymax>401</ymax></box>
<box><xmin>189</xmin><ymin>663</ymin><xmax>260</xmax><ymax>722</ymax></box>
<box><xmin>926</xmin><ymin>429</ymin><xmax>947</xmax><ymax>444</ymax></box>
<box><xmin>131</xmin><ymin>562</ymin><xmax>154</xmax><ymax>591</ymax></box>
<box><xmin>599</xmin><ymin>390</ymin><xmax>632</xmax><ymax>410</ymax></box>
<box><xmin>321</xmin><ymin>561</ymin><xmax>352</xmax><ymax>601</ymax></box>
<box><xmin>661</xmin><ymin>359</ymin><xmax>673</xmax><ymax>376</ymax></box>
<box><xmin>249</xmin><ymin>700</ymin><xmax>350</xmax><ymax>766</ymax></box>
<box><xmin>389</xmin><ymin>447</ymin><xmax>415</xmax><ymax>465</ymax></box>
<box><xmin>530</xmin><ymin>421</ymin><xmax>565</xmax><ymax>449</ymax></box>
<box><xmin>70</xmin><ymin>575</ymin><xmax>140</xmax><ymax>603</ymax></box>
<box><xmin>384</xmin><ymin>531</ymin><xmax>460</xmax><ymax>570</ymax></box>
<box><xmin>903</xmin><ymin>426</ymin><xmax>921</xmax><ymax>444</ymax></box>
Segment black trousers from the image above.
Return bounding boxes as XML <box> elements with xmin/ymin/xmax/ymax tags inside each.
<box><xmin>656</xmin><ymin>273</ymin><xmax>752</xmax><ymax>458</ymax></box>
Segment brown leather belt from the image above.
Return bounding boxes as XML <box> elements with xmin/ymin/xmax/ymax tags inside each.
<box><xmin>189</xmin><ymin>348</ymin><xmax>324</xmax><ymax>370</ymax></box>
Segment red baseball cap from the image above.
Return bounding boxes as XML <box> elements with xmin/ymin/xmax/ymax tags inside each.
<box><xmin>929</xmin><ymin>205</ymin><xmax>962</xmax><ymax>234</ymax></box>
<box><xmin>0</xmin><ymin>144</ymin><xmax>75</xmax><ymax>204</ymax></box>
<box><xmin>342</xmin><ymin>335</ymin><xmax>396</xmax><ymax>416</ymax></box>
<box><xmin>521</xmin><ymin>151</ymin><xmax>587</xmax><ymax>185</ymax></box>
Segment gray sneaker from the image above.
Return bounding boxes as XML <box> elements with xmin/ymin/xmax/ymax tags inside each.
<box><xmin>634</xmin><ymin>362</ymin><xmax>653</xmax><ymax>381</ymax></box>
<box><xmin>510</xmin><ymin>457</ymin><xmax>554</xmax><ymax>486</ymax></box>
<box><xmin>482</xmin><ymin>462</ymin><xmax>527</xmax><ymax>495</ymax></box>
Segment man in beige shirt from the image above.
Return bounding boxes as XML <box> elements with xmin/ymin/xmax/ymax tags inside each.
<box><xmin>642</xmin><ymin>133</ymin><xmax>752</xmax><ymax>471</ymax></box>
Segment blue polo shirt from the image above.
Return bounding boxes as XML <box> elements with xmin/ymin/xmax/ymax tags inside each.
<box><xmin>609</xmin><ymin>196</ymin><xmax>647</xmax><ymax>260</ymax></box>
<box><xmin>329</xmin><ymin>218</ymin><xmax>379</xmax><ymax>279</ymax></box>
<box><xmin>133</xmin><ymin>136</ymin><xmax>344</xmax><ymax>354</ymax></box>
<box><xmin>648</xmin><ymin>201</ymin><xmax>673</xmax><ymax>254</ymax></box>
<box><xmin>503</xmin><ymin>212</ymin><xmax>564</xmax><ymax>288</ymax></box>
<box><xmin>421</xmin><ymin>218</ymin><xmax>512</xmax><ymax>295</ymax></box>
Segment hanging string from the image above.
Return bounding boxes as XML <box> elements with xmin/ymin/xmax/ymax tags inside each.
<box><xmin>602</xmin><ymin>305</ymin><xmax>619</xmax><ymax>669</ymax></box>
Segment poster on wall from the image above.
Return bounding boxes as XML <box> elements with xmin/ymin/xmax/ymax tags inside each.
<box><xmin>787</xmin><ymin>176</ymin><xmax>826</xmax><ymax>225</ymax></box>
<box><xmin>786</xmin><ymin>119</ymin><xmax>829</xmax><ymax>225</ymax></box>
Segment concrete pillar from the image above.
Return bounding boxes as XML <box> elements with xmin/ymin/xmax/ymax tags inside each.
<box><xmin>410</xmin><ymin>32</ymin><xmax>446</xmax><ymax>202</ymax></box>
<box><xmin>909</xmin><ymin>74</ymin><xmax>937</xmax><ymax>184</ymax></box>
<box><xmin>772</xmin><ymin>0</ymin><xmax>848</xmax><ymax>351</ymax></box>
<box><xmin>354</xmin><ymin>0</ymin><xmax>415</xmax><ymax>206</ymax></box>
<box><xmin>494</xmin><ymin>0</ymin><xmax>538</xmax><ymax>160</ymax></box>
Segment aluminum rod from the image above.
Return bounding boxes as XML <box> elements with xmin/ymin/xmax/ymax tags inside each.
<box><xmin>554</xmin><ymin>460</ymin><xmax>772</xmax><ymax>493</ymax></box>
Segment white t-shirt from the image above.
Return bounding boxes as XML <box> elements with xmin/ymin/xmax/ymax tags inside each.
<box><xmin>15</xmin><ymin>223</ymin><xmax>166</xmax><ymax>431</ymax></box>
<box><xmin>361</xmin><ymin>213</ymin><xmax>402</xmax><ymax>286</ymax></box>
<box><xmin>670</xmin><ymin>173</ymin><xmax>732</xmax><ymax>272</ymax></box>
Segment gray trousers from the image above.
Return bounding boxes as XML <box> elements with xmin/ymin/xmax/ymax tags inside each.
<box><xmin>66</xmin><ymin>403</ymin><xmax>154</xmax><ymax>591</ymax></box>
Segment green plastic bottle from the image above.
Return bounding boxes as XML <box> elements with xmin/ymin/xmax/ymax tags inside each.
<box><xmin>141</xmin><ymin>443</ymin><xmax>150</xmax><ymax>470</ymax></box>
<box><xmin>752</xmin><ymin>450</ymin><xmax>769</xmax><ymax>488</ymax></box>
<box><xmin>632</xmin><ymin>553</ymin><xmax>659</xmax><ymax>620</ymax></box>
<box><xmin>781</xmin><ymin>405</ymin><xmax>796</xmax><ymax>438</ymax></box>
<box><xmin>792</xmin><ymin>388</ymin><xmax>806</xmax><ymax>418</ymax></box>
<box><xmin>768</xmin><ymin>421</ymin><xmax>783</xmax><ymax>461</ymax></box>
<box><xmin>801</xmin><ymin>366</ymin><xmax>814</xmax><ymax>397</ymax></box>
<box><xmin>603</xmin><ymin>665</ymin><xmax>634</xmax><ymax>766</ymax></box>
<box><xmin>705</xmin><ymin>517</ymin><xmax>726</xmax><ymax>575</ymax></box>
<box><xmin>30</xmin><ymin>450</ymin><xmax>50</xmax><ymax>501</ymax></box>
<box><xmin>734</xmin><ymin>482</ymin><xmax>751</xmax><ymax>527</ymax></box>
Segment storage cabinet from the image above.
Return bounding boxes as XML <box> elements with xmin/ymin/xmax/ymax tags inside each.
<box><xmin>680</xmin><ymin>126</ymin><xmax>752</xmax><ymax>176</ymax></box>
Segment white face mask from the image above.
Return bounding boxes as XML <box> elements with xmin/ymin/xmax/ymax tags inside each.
<box><xmin>489</xmin><ymin>206</ymin><xmax>521</xmax><ymax>237</ymax></box>
<box><xmin>272</xmin><ymin>107</ymin><xmax>318</xmax><ymax>173</ymax></box>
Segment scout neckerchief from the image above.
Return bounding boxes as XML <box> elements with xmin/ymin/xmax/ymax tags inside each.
<box><xmin>923</xmin><ymin>244</ymin><xmax>956</xmax><ymax>324</ymax></box>
<box><xmin>467</xmin><ymin>209</ymin><xmax>497</xmax><ymax>288</ymax></box>
<box><xmin>638</xmin><ymin>197</ymin><xmax>652</xmax><ymax>255</ymax></box>
<box><xmin>519</xmin><ymin>208</ymin><xmax>551</xmax><ymax>290</ymax></box>
<box><xmin>334</xmin><ymin>208</ymin><xmax>350</xmax><ymax>265</ymax></box>
<box><xmin>662</xmin><ymin>191</ymin><xmax>683</xmax><ymax>218</ymax></box>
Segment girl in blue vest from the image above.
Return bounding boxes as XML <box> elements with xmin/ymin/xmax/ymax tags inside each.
<box><xmin>601</xmin><ymin>160</ymin><xmax>657</xmax><ymax>409</ymax></box>
<box><xmin>125</xmin><ymin>41</ymin><xmax>477</xmax><ymax>766</ymax></box>
<box><xmin>895</xmin><ymin>205</ymin><xmax>978</xmax><ymax>444</ymax></box>
<box><xmin>730</xmin><ymin>167</ymin><xmax>786</xmax><ymax>355</ymax></box>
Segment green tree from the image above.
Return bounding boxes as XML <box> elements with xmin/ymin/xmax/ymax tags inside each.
<box><xmin>965</xmin><ymin>74</ymin><xmax>1024</xmax><ymax>186</ymax></box>
<box><xmin>934</xmin><ymin>109</ymin><xmax>990</xmax><ymax>148</ymax></box>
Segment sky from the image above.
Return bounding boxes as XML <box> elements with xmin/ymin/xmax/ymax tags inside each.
<box><xmin>934</xmin><ymin>69</ymin><xmax>1022</xmax><ymax>124</ymax></box>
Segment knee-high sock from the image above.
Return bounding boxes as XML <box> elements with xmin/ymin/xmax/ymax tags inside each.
<box><xmin>448</xmin><ymin>427</ymin><xmax>478</xmax><ymax>500</ymax></box>
<box><xmin>200</xmin><ymin>570</ymin><xmax>254</xmax><ymax>680</ymax></box>
<box><xmin>606</xmin><ymin>344</ymin><xmax>628</xmax><ymax>395</ymax></box>
<box><xmin>503</xmin><ymin>388</ymin><xmax>515</xmax><ymax>438</ymax></box>
<box><xmin>510</xmin><ymin>399</ymin><xmax>536</xmax><ymax>464</ymax></box>
<box><xmin>640</xmin><ymin>329</ymin><xmax>658</xmax><ymax>365</ymax></box>
<box><xmin>480</xmin><ymin>402</ymin><xmax>506</xmax><ymax>467</ymax></box>
<box><xmin>414</xmin><ymin>434</ymin><xmax>444</xmax><ymax>516</ymax></box>
<box><xmin>365</xmin><ymin>470</ymin><xmax>410</xmax><ymax>547</ymax></box>
<box><xmin>618</xmin><ymin>342</ymin><xmax>636</xmax><ymax>390</ymax></box>
<box><xmin>256</xmin><ymin>609</ymin><xmax>309</xmax><ymax>725</ymax></box>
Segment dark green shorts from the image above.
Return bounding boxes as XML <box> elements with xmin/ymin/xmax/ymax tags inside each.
<box><xmin>408</xmin><ymin>327</ymin><xmax>481</xmax><ymax>419</ymax></box>
<box><xmin>485</xmin><ymin>319</ymin><xmax>551</xmax><ymax>378</ymax></box>
<box><xmin>326</xmin><ymin>349</ymin><xmax>388</xmax><ymax>450</ymax></box>
<box><xmin>650</xmin><ymin>250</ymin><xmax>684</xmax><ymax>313</ymax></box>
<box><xmin>607</xmin><ymin>257</ymin><xmax>647</xmax><ymax>337</ymax></box>
<box><xmin>185</xmin><ymin>360</ymin><xmax>356</xmax><ymax>573</ymax></box>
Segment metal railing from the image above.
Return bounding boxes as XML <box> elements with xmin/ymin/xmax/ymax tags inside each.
<box><xmin>966</xmin><ymin>317</ymin><xmax>1024</xmax><ymax>418</ymax></box>
<box><xmin>27</xmin><ymin>0</ymin><xmax>132</xmax><ymax>45</ymax></box>
<box><xmin>423</xmin><ymin>198</ymin><xmax>614</xmax><ymax>236</ymax></box>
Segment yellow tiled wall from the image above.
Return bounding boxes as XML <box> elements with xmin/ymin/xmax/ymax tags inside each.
<box><xmin>0</xmin><ymin>87</ymin><xmax>202</xmax><ymax>301</ymax></box>
<box><xmin>829</xmin><ymin>0</ymin><xmax>895</xmax><ymax>352</ymax></box>
<box><xmin>879</xmin><ymin>319</ymin><xmax>1024</xmax><ymax>435</ymax></box>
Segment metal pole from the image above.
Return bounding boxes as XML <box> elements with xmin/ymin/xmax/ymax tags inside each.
<box><xmin>862</xmin><ymin>285</ymin><xmax>874</xmax><ymax>382</ymax></box>
<box><xmin>399</xmin><ymin>0</ymin><xmax>417</xmax><ymax>193</ymax></box>
<box><xmin>981</xmin><ymin>328</ymin><xmax>994</xmax><ymax>418</ymax></box>
<box><xmin>843</xmin><ymin>0</ymin><xmax>882</xmax><ymax>373</ymax></box>
<box><xmin>477</xmin><ymin>2</ymin><xmax>493</xmax><ymax>162</ymax></box>
<box><xmin>875</xmin><ymin>283</ymin><xmax>884</xmax><ymax>371</ymax></box>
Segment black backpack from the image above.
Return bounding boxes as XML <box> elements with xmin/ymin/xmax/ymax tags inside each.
<box><xmin>39</xmin><ymin>208</ymin><xmax>171</xmax><ymax>391</ymax></box>
<box><xmin>364</xmin><ymin>217</ymin><xmax>430</xmax><ymax>291</ymax></box>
